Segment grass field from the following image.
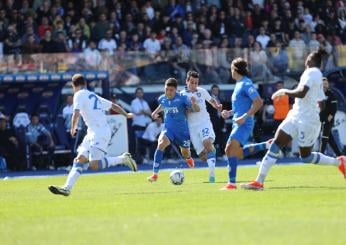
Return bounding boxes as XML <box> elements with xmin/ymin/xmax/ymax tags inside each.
<box><xmin>1</xmin><ymin>164</ymin><xmax>346</xmax><ymax>245</ymax></box>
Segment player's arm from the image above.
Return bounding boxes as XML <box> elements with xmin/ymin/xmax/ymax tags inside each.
<box><xmin>247</xmin><ymin>96</ymin><xmax>263</xmax><ymax>116</ymax></box>
<box><xmin>272</xmin><ymin>85</ymin><xmax>309</xmax><ymax>100</ymax></box>
<box><xmin>207</xmin><ymin>98</ymin><xmax>222</xmax><ymax>111</ymax></box>
<box><xmin>151</xmin><ymin>104</ymin><xmax>163</xmax><ymax>120</ymax></box>
<box><xmin>190</xmin><ymin>96</ymin><xmax>200</xmax><ymax>112</ymax></box>
<box><xmin>110</xmin><ymin>103</ymin><xmax>133</xmax><ymax>119</ymax></box>
<box><xmin>70</xmin><ymin>109</ymin><xmax>80</xmax><ymax>136</ymax></box>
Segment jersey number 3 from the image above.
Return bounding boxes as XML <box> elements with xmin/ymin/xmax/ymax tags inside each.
<box><xmin>89</xmin><ymin>94</ymin><xmax>100</xmax><ymax>110</ymax></box>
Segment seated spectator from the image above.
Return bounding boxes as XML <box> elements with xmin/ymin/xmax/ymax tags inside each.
<box><xmin>98</xmin><ymin>29</ymin><xmax>117</xmax><ymax>55</ymax></box>
<box><xmin>268</xmin><ymin>41</ymin><xmax>289</xmax><ymax>74</ymax></box>
<box><xmin>26</xmin><ymin>114</ymin><xmax>55</xmax><ymax>169</ymax></box>
<box><xmin>0</xmin><ymin>113</ymin><xmax>25</xmax><ymax>171</ymax></box>
<box><xmin>83</xmin><ymin>41</ymin><xmax>102</xmax><ymax>69</ymax></box>
<box><xmin>138</xmin><ymin>116</ymin><xmax>164</xmax><ymax>163</ymax></box>
<box><xmin>250</xmin><ymin>41</ymin><xmax>273</xmax><ymax>81</ymax></box>
<box><xmin>288</xmin><ymin>31</ymin><xmax>307</xmax><ymax>71</ymax></box>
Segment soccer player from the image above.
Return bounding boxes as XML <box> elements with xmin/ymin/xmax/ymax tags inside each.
<box><xmin>48</xmin><ymin>74</ymin><xmax>137</xmax><ymax>196</ymax></box>
<box><xmin>220</xmin><ymin>57</ymin><xmax>264</xmax><ymax>190</ymax></box>
<box><xmin>147</xmin><ymin>78</ymin><xmax>200</xmax><ymax>182</ymax></box>
<box><xmin>241</xmin><ymin>49</ymin><xmax>346</xmax><ymax>190</ymax></box>
<box><xmin>180</xmin><ymin>71</ymin><xmax>222</xmax><ymax>183</ymax></box>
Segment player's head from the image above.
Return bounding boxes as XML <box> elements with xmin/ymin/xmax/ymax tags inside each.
<box><xmin>186</xmin><ymin>70</ymin><xmax>199</xmax><ymax>91</ymax></box>
<box><xmin>71</xmin><ymin>74</ymin><xmax>86</xmax><ymax>93</ymax></box>
<box><xmin>230</xmin><ymin>57</ymin><xmax>249</xmax><ymax>80</ymax></box>
<box><xmin>305</xmin><ymin>48</ymin><xmax>326</xmax><ymax>69</ymax></box>
<box><xmin>164</xmin><ymin>78</ymin><xmax>178</xmax><ymax>99</ymax></box>
<box><xmin>322</xmin><ymin>77</ymin><xmax>329</xmax><ymax>91</ymax></box>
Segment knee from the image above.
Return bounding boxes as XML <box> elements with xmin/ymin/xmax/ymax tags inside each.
<box><xmin>89</xmin><ymin>161</ymin><xmax>99</xmax><ymax>170</ymax></box>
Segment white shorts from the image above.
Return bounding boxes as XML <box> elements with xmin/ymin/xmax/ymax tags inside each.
<box><xmin>77</xmin><ymin>129</ymin><xmax>111</xmax><ymax>161</ymax></box>
<box><xmin>278</xmin><ymin>111</ymin><xmax>321</xmax><ymax>147</ymax></box>
<box><xmin>189</xmin><ymin>121</ymin><xmax>215</xmax><ymax>155</ymax></box>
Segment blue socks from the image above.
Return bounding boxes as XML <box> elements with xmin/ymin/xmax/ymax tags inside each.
<box><xmin>243</xmin><ymin>142</ymin><xmax>266</xmax><ymax>158</ymax></box>
<box><xmin>227</xmin><ymin>156</ymin><xmax>238</xmax><ymax>183</ymax></box>
<box><xmin>153</xmin><ymin>149</ymin><xmax>164</xmax><ymax>173</ymax></box>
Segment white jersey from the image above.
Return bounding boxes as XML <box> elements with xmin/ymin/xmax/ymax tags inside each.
<box><xmin>291</xmin><ymin>67</ymin><xmax>325</xmax><ymax>120</ymax></box>
<box><xmin>180</xmin><ymin>87</ymin><xmax>212</xmax><ymax>126</ymax></box>
<box><xmin>73</xmin><ymin>89</ymin><xmax>112</xmax><ymax>132</ymax></box>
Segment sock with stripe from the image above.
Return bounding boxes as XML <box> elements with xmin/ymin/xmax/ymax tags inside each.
<box><xmin>302</xmin><ymin>152</ymin><xmax>339</xmax><ymax>166</ymax></box>
<box><xmin>256</xmin><ymin>143</ymin><xmax>281</xmax><ymax>184</ymax></box>
<box><xmin>64</xmin><ymin>162</ymin><xmax>89</xmax><ymax>191</ymax></box>
<box><xmin>243</xmin><ymin>142</ymin><xmax>267</xmax><ymax>158</ymax></box>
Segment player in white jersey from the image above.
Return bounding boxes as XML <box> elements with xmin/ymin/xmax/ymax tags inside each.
<box><xmin>241</xmin><ymin>49</ymin><xmax>346</xmax><ymax>190</ymax></box>
<box><xmin>48</xmin><ymin>74</ymin><xmax>137</xmax><ymax>196</ymax></box>
<box><xmin>180</xmin><ymin>71</ymin><xmax>222</xmax><ymax>183</ymax></box>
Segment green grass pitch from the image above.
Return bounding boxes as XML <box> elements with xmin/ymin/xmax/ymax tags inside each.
<box><xmin>1</xmin><ymin>164</ymin><xmax>346</xmax><ymax>245</ymax></box>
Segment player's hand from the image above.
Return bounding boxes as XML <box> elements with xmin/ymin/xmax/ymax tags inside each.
<box><xmin>152</xmin><ymin>113</ymin><xmax>159</xmax><ymax>120</ymax></box>
<box><xmin>190</xmin><ymin>96</ymin><xmax>197</xmax><ymax>104</ymax></box>
<box><xmin>328</xmin><ymin>114</ymin><xmax>333</xmax><ymax>122</ymax></box>
<box><xmin>221</xmin><ymin>110</ymin><xmax>232</xmax><ymax>119</ymax></box>
<box><xmin>216</xmin><ymin>103</ymin><xmax>223</xmax><ymax>112</ymax></box>
<box><xmin>271</xmin><ymin>89</ymin><xmax>289</xmax><ymax>100</ymax></box>
<box><xmin>70</xmin><ymin>127</ymin><xmax>77</xmax><ymax>137</ymax></box>
<box><xmin>126</xmin><ymin>113</ymin><xmax>134</xmax><ymax>119</ymax></box>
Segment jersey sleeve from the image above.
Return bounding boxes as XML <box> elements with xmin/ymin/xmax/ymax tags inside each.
<box><xmin>201</xmin><ymin>88</ymin><xmax>212</xmax><ymax>101</ymax></box>
<box><xmin>97</xmin><ymin>95</ymin><xmax>112</xmax><ymax>111</ymax></box>
<box><xmin>73</xmin><ymin>92</ymin><xmax>82</xmax><ymax>111</ymax></box>
<box><xmin>244</xmin><ymin>82</ymin><xmax>260</xmax><ymax>101</ymax></box>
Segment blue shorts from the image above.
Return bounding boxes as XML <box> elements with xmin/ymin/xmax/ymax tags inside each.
<box><xmin>227</xmin><ymin>119</ymin><xmax>254</xmax><ymax>146</ymax></box>
<box><xmin>163</xmin><ymin>127</ymin><xmax>191</xmax><ymax>149</ymax></box>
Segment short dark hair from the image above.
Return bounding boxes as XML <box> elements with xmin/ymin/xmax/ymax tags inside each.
<box><xmin>165</xmin><ymin>78</ymin><xmax>178</xmax><ymax>88</ymax></box>
<box><xmin>71</xmin><ymin>74</ymin><xmax>86</xmax><ymax>87</ymax></box>
<box><xmin>186</xmin><ymin>70</ymin><xmax>199</xmax><ymax>80</ymax></box>
<box><xmin>211</xmin><ymin>84</ymin><xmax>219</xmax><ymax>90</ymax></box>
<box><xmin>135</xmin><ymin>87</ymin><xmax>143</xmax><ymax>94</ymax></box>
<box><xmin>231</xmin><ymin>57</ymin><xmax>249</xmax><ymax>76</ymax></box>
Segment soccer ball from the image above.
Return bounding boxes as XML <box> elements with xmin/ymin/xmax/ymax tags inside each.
<box><xmin>169</xmin><ymin>170</ymin><xmax>184</xmax><ymax>185</ymax></box>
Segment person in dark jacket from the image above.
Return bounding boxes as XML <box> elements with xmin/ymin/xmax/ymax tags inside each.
<box><xmin>319</xmin><ymin>77</ymin><xmax>342</xmax><ymax>156</ymax></box>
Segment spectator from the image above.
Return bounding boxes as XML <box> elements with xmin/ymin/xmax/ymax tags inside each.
<box><xmin>268</xmin><ymin>41</ymin><xmax>289</xmax><ymax>74</ymax></box>
<box><xmin>206</xmin><ymin>84</ymin><xmax>226</xmax><ymax>157</ymax></box>
<box><xmin>288</xmin><ymin>31</ymin><xmax>307</xmax><ymax>71</ymax></box>
<box><xmin>83</xmin><ymin>41</ymin><xmax>102</xmax><ymax>69</ymax></box>
<box><xmin>0</xmin><ymin>113</ymin><xmax>25</xmax><ymax>171</ymax></box>
<box><xmin>40</xmin><ymin>30</ymin><xmax>57</xmax><ymax>53</ymax></box>
<box><xmin>98</xmin><ymin>29</ymin><xmax>117</xmax><ymax>55</ymax></box>
<box><xmin>138</xmin><ymin>116</ymin><xmax>164</xmax><ymax>163</ymax></box>
<box><xmin>130</xmin><ymin>87</ymin><xmax>152</xmax><ymax>163</ymax></box>
<box><xmin>92</xmin><ymin>13</ymin><xmax>110</xmax><ymax>42</ymax></box>
<box><xmin>250</xmin><ymin>41</ymin><xmax>273</xmax><ymax>80</ymax></box>
<box><xmin>22</xmin><ymin>34</ymin><xmax>42</xmax><ymax>55</ymax></box>
<box><xmin>319</xmin><ymin>77</ymin><xmax>343</xmax><ymax>156</ymax></box>
<box><xmin>67</xmin><ymin>29</ymin><xmax>87</xmax><ymax>52</ymax></box>
<box><xmin>143</xmin><ymin>31</ymin><xmax>161</xmax><ymax>58</ymax></box>
<box><xmin>4</xmin><ymin>24</ymin><xmax>21</xmax><ymax>55</ymax></box>
<box><xmin>38</xmin><ymin>18</ymin><xmax>52</xmax><ymax>39</ymax></box>
<box><xmin>26</xmin><ymin>114</ymin><xmax>55</xmax><ymax>169</ymax></box>
<box><xmin>256</xmin><ymin>26</ymin><xmax>271</xmax><ymax>49</ymax></box>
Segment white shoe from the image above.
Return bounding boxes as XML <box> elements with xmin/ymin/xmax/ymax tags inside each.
<box><xmin>122</xmin><ymin>152</ymin><xmax>138</xmax><ymax>172</ymax></box>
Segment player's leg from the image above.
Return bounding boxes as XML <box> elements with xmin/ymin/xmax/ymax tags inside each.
<box><xmin>148</xmin><ymin>132</ymin><xmax>170</xmax><ymax>182</ymax></box>
<box><xmin>180</xmin><ymin>146</ymin><xmax>194</xmax><ymax>168</ymax></box>
<box><xmin>240</xmin><ymin>129</ymin><xmax>291</xmax><ymax>190</ymax></box>
<box><xmin>203</xmin><ymin>139</ymin><xmax>217</xmax><ymax>183</ymax></box>
<box><xmin>221</xmin><ymin>123</ymin><xmax>253</xmax><ymax>190</ymax></box>
<box><xmin>104</xmin><ymin>153</ymin><xmax>137</xmax><ymax>172</ymax></box>
<box><xmin>242</xmin><ymin>139</ymin><xmax>272</xmax><ymax>158</ymax></box>
<box><xmin>48</xmin><ymin>154</ymin><xmax>89</xmax><ymax>196</ymax></box>
<box><xmin>48</xmin><ymin>135</ymin><xmax>92</xmax><ymax>196</ymax></box>
<box><xmin>319</xmin><ymin>122</ymin><xmax>331</xmax><ymax>154</ymax></box>
<box><xmin>328</xmin><ymin>130</ymin><xmax>343</xmax><ymax>156</ymax></box>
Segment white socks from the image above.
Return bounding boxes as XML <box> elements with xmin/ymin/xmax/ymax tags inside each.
<box><xmin>256</xmin><ymin>154</ymin><xmax>278</xmax><ymax>184</ymax></box>
<box><xmin>106</xmin><ymin>155</ymin><xmax>125</xmax><ymax>167</ymax></box>
<box><xmin>207</xmin><ymin>158</ymin><xmax>216</xmax><ymax>178</ymax></box>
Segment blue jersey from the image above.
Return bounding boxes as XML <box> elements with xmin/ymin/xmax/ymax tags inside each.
<box><xmin>231</xmin><ymin>76</ymin><xmax>259</xmax><ymax>119</ymax></box>
<box><xmin>158</xmin><ymin>93</ymin><xmax>192</xmax><ymax>148</ymax></box>
<box><xmin>158</xmin><ymin>93</ymin><xmax>192</xmax><ymax>130</ymax></box>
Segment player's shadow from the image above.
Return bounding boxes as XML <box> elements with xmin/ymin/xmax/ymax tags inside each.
<box><xmin>114</xmin><ymin>190</ymin><xmax>184</xmax><ymax>196</ymax></box>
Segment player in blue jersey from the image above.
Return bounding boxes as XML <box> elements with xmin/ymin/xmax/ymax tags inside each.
<box><xmin>220</xmin><ymin>58</ymin><xmax>264</xmax><ymax>190</ymax></box>
<box><xmin>147</xmin><ymin>78</ymin><xmax>200</xmax><ymax>182</ymax></box>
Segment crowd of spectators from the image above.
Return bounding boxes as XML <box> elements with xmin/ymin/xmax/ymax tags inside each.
<box><xmin>0</xmin><ymin>0</ymin><xmax>345</xmax><ymax>78</ymax></box>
